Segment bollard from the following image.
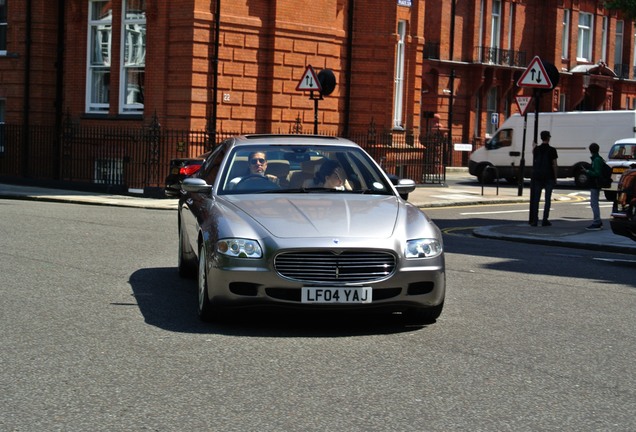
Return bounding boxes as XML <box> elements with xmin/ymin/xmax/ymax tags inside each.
<box><xmin>481</xmin><ymin>166</ymin><xmax>500</xmax><ymax>196</ymax></box>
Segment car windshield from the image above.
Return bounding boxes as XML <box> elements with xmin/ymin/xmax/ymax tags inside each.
<box><xmin>609</xmin><ymin>143</ymin><xmax>636</xmax><ymax>160</ymax></box>
<box><xmin>217</xmin><ymin>145</ymin><xmax>394</xmax><ymax>195</ymax></box>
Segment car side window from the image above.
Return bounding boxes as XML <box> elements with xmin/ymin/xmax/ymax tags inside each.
<box><xmin>198</xmin><ymin>143</ymin><xmax>227</xmax><ymax>185</ymax></box>
<box><xmin>486</xmin><ymin>129</ymin><xmax>513</xmax><ymax>149</ymax></box>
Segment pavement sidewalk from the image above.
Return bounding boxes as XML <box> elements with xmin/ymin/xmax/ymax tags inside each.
<box><xmin>1</xmin><ymin>176</ymin><xmax>634</xmax><ymax>255</ymax></box>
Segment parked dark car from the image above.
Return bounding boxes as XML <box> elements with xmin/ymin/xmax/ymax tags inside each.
<box><xmin>177</xmin><ymin>134</ymin><xmax>443</xmax><ymax>324</ymax></box>
<box><xmin>164</xmin><ymin>151</ymin><xmax>211</xmax><ymax>197</ymax></box>
<box><xmin>610</xmin><ymin>167</ymin><xmax>636</xmax><ymax>241</ymax></box>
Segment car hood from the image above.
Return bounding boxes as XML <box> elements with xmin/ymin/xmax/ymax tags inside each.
<box><xmin>222</xmin><ymin>194</ymin><xmax>400</xmax><ymax>238</ymax></box>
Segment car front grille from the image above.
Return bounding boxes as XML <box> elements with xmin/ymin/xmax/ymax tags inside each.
<box><xmin>274</xmin><ymin>250</ymin><xmax>396</xmax><ymax>283</ymax></box>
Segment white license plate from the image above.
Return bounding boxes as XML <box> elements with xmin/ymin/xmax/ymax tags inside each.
<box><xmin>301</xmin><ymin>287</ymin><xmax>372</xmax><ymax>304</ymax></box>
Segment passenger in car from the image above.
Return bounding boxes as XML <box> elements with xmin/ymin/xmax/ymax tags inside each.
<box><xmin>308</xmin><ymin>159</ymin><xmax>352</xmax><ymax>190</ymax></box>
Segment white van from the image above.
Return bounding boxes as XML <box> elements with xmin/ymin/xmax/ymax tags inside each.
<box><xmin>468</xmin><ymin>111</ymin><xmax>636</xmax><ymax>187</ymax></box>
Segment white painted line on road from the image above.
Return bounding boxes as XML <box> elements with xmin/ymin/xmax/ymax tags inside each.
<box><xmin>431</xmin><ymin>194</ymin><xmax>482</xmax><ymax>200</ymax></box>
<box><xmin>572</xmin><ymin>202</ymin><xmax>613</xmax><ymax>208</ymax></box>
<box><xmin>593</xmin><ymin>257</ymin><xmax>636</xmax><ymax>264</ymax></box>
<box><xmin>461</xmin><ymin>209</ymin><xmax>533</xmax><ymax>215</ymax></box>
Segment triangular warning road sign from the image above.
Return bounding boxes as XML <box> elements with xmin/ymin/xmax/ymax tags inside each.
<box><xmin>517</xmin><ymin>56</ymin><xmax>553</xmax><ymax>89</ymax></box>
<box><xmin>515</xmin><ymin>96</ymin><xmax>532</xmax><ymax>116</ymax></box>
<box><xmin>296</xmin><ymin>65</ymin><xmax>322</xmax><ymax>92</ymax></box>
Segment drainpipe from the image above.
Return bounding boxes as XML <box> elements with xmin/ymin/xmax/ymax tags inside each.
<box><xmin>22</xmin><ymin>0</ymin><xmax>32</xmax><ymax>177</ymax></box>
<box><xmin>54</xmin><ymin>0</ymin><xmax>66</xmax><ymax>179</ymax></box>
<box><xmin>343</xmin><ymin>0</ymin><xmax>354</xmax><ymax>137</ymax></box>
<box><xmin>208</xmin><ymin>0</ymin><xmax>221</xmax><ymax>148</ymax></box>
<box><xmin>446</xmin><ymin>0</ymin><xmax>456</xmax><ymax>178</ymax></box>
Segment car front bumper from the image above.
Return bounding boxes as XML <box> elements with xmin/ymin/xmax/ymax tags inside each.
<box><xmin>204</xmin><ymin>252</ymin><xmax>446</xmax><ymax>312</ymax></box>
<box><xmin>610</xmin><ymin>212</ymin><xmax>636</xmax><ymax>241</ymax></box>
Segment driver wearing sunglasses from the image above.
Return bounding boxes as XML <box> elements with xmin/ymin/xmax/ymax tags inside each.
<box><xmin>228</xmin><ymin>151</ymin><xmax>279</xmax><ymax>189</ymax></box>
<box><xmin>248</xmin><ymin>152</ymin><xmax>268</xmax><ymax>175</ymax></box>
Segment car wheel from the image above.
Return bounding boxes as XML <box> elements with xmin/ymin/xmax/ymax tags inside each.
<box><xmin>197</xmin><ymin>245</ymin><xmax>218</xmax><ymax>322</ymax></box>
<box><xmin>477</xmin><ymin>165</ymin><xmax>495</xmax><ymax>184</ymax></box>
<box><xmin>405</xmin><ymin>302</ymin><xmax>444</xmax><ymax>325</ymax></box>
<box><xmin>574</xmin><ymin>165</ymin><xmax>590</xmax><ymax>188</ymax></box>
<box><xmin>178</xmin><ymin>226</ymin><xmax>197</xmax><ymax>279</ymax></box>
<box><xmin>603</xmin><ymin>190</ymin><xmax>617</xmax><ymax>202</ymax></box>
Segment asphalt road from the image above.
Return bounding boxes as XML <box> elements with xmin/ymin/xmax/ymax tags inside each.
<box><xmin>1</xmin><ymin>198</ymin><xmax>635</xmax><ymax>431</ymax></box>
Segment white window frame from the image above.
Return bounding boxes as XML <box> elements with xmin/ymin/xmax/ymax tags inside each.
<box><xmin>615</xmin><ymin>20</ymin><xmax>624</xmax><ymax>66</ymax></box>
<box><xmin>506</xmin><ymin>2</ymin><xmax>513</xmax><ymax>51</ymax></box>
<box><xmin>486</xmin><ymin>87</ymin><xmax>498</xmax><ymax>136</ymax></box>
<box><xmin>601</xmin><ymin>16</ymin><xmax>608</xmax><ymax>62</ymax></box>
<box><xmin>559</xmin><ymin>93</ymin><xmax>567</xmax><ymax>112</ymax></box>
<box><xmin>86</xmin><ymin>0</ymin><xmax>112</xmax><ymax>113</ymax></box>
<box><xmin>119</xmin><ymin>0</ymin><xmax>146</xmax><ymax>115</ymax></box>
<box><xmin>0</xmin><ymin>0</ymin><xmax>7</xmax><ymax>55</ymax></box>
<box><xmin>477</xmin><ymin>0</ymin><xmax>485</xmax><ymax>62</ymax></box>
<box><xmin>577</xmin><ymin>12</ymin><xmax>593</xmax><ymax>62</ymax></box>
<box><xmin>392</xmin><ymin>21</ymin><xmax>406</xmax><ymax>130</ymax></box>
<box><xmin>562</xmin><ymin>9</ymin><xmax>570</xmax><ymax>59</ymax></box>
<box><xmin>490</xmin><ymin>0</ymin><xmax>501</xmax><ymax>50</ymax></box>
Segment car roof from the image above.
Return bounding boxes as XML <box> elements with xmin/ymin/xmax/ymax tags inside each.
<box><xmin>613</xmin><ymin>138</ymin><xmax>636</xmax><ymax>145</ymax></box>
<box><xmin>227</xmin><ymin>134</ymin><xmax>360</xmax><ymax>148</ymax></box>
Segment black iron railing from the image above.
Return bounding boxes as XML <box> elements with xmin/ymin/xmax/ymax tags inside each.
<box><xmin>0</xmin><ymin>123</ymin><xmax>450</xmax><ymax>195</ymax></box>
<box><xmin>475</xmin><ymin>46</ymin><xmax>526</xmax><ymax>67</ymax></box>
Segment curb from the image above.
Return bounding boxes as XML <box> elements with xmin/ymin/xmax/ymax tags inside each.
<box><xmin>473</xmin><ymin>226</ymin><xmax>636</xmax><ymax>255</ymax></box>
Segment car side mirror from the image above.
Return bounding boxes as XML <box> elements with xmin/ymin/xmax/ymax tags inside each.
<box><xmin>395</xmin><ymin>178</ymin><xmax>416</xmax><ymax>195</ymax></box>
<box><xmin>182</xmin><ymin>178</ymin><xmax>213</xmax><ymax>194</ymax></box>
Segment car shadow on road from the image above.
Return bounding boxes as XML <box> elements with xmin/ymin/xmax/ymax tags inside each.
<box><xmin>129</xmin><ymin>267</ymin><xmax>430</xmax><ymax>336</ymax></box>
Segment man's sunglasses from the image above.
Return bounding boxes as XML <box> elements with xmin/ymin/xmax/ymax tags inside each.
<box><xmin>250</xmin><ymin>158</ymin><xmax>266</xmax><ymax>165</ymax></box>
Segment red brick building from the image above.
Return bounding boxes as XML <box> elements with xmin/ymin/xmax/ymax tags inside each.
<box><xmin>1</xmin><ymin>0</ymin><xmax>635</xmax><ymax>186</ymax></box>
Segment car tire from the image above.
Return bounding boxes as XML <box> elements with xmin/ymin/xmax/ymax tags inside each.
<box><xmin>178</xmin><ymin>226</ymin><xmax>197</xmax><ymax>279</ymax></box>
<box><xmin>574</xmin><ymin>165</ymin><xmax>590</xmax><ymax>188</ymax></box>
<box><xmin>405</xmin><ymin>302</ymin><xmax>444</xmax><ymax>325</ymax></box>
<box><xmin>505</xmin><ymin>177</ymin><xmax>518</xmax><ymax>184</ymax></box>
<box><xmin>198</xmin><ymin>245</ymin><xmax>219</xmax><ymax>322</ymax></box>
<box><xmin>477</xmin><ymin>165</ymin><xmax>495</xmax><ymax>184</ymax></box>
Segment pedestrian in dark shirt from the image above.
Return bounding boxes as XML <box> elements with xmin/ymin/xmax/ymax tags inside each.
<box><xmin>529</xmin><ymin>130</ymin><xmax>558</xmax><ymax>226</ymax></box>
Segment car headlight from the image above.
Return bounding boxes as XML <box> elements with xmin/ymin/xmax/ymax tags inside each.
<box><xmin>405</xmin><ymin>238</ymin><xmax>443</xmax><ymax>258</ymax></box>
<box><xmin>217</xmin><ymin>238</ymin><xmax>263</xmax><ymax>258</ymax></box>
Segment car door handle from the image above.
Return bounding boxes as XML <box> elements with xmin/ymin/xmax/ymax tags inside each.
<box><xmin>510</xmin><ymin>151</ymin><xmax>521</xmax><ymax>157</ymax></box>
